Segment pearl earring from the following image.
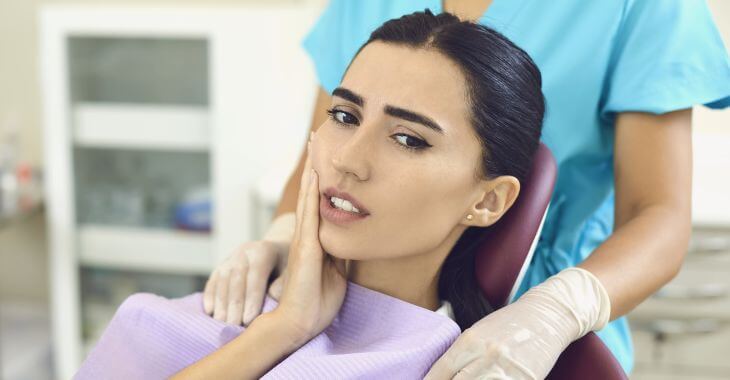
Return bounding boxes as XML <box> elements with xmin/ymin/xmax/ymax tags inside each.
<box><xmin>466</xmin><ymin>214</ymin><xmax>473</xmax><ymax>220</ymax></box>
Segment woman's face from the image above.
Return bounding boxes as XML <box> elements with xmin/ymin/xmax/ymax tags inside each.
<box><xmin>311</xmin><ymin>41</ymin><xmax>497</xmax><ymax>261</ymax></box>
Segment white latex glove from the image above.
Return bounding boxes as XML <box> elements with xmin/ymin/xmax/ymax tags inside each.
<box><xmin>424</xmin><ymin>267</ymin><xmax>611</xmax><ymax>380</ymax></box>
<box><xmin>262</xmin><ymin>212</ymin><xmax>297</xmax><ymax>272</ymax></box>
<box><xmin>203</xmin><ymin>212</ymin><xmax>295</xmax><ymax>326</ymax></box>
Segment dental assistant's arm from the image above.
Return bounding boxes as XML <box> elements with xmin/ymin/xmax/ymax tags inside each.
<box><xmin>273</xmin><ymin>86</ymin><xmax>333</xmax><ymax>218</ymax></box>
<box><xmin>578</xmin><ymin>108</ymin><xmax>693</xmax><ymax>320</ymax></box>
<box><xmin>170</xmin><ymin>310</ymin><xmax>308</xmax><ymax>379</ymax></box>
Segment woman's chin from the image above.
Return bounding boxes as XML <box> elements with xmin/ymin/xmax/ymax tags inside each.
<box><xmin>320</xmin><ymin>242</ymin><xmax>358</xmax><ymax>260</ymax></box>
<box><xmin>320</xmin><ymin>229</ymin><xmax>367</xmax><ymax>260</ymax></box>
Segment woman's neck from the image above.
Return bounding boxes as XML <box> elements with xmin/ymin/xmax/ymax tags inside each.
<box><xmin>347</xmin><ymin>256</ymin><xmax>443</xmax><ymax>312</ymax></box>
<box><xmin>344</xmin><ymin>224</ymin><xmax>467</xmax><ymax>312</ymax></box>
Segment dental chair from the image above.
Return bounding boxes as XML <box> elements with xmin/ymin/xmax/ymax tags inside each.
<box><xmin>473</xmin><ymin>143</ymin><xmax>628</xmax><ymax>380</ymax></box>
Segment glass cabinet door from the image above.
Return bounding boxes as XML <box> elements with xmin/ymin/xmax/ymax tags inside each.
<box><xmin>66</xmin><ymin>36</ymin><xmax>214</xmax><ymax>353</ymax></box>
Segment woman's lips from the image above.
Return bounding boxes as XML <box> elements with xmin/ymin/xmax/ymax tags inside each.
<box><xmin>322</xmin><ymin>186</ymin><xmax>370</xmax><ymax>215</ymax></box>
<box><xmin>320</xmin><ymin>195</ymin><xmax>369</xmax><ymax>225</ymax></box>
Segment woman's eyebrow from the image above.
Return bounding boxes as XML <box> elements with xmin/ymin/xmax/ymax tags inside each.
<box><xmin>332</xmin><ymin>87</ymin><xmax>364</xmax><ymax>107</ymax></box>
<box><xmin>384</xmin><ymin>105</ymin><xmax>444</xmax><ymax>134</ymax></box>
<box><xmin>332</xmin><ymin>86</ymin><xmax>444</xmax><ymax>135</ymax></box>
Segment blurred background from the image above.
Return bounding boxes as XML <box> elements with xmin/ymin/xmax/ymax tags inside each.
<box><xmin>0</xmin><ymin>1</ymin><xmax>727</xmax><ymax>379</ymax></box>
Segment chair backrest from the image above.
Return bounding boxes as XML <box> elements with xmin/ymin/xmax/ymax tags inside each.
<box><xmin>472</xmin><ymin>142</ymin><xmax>627</xmax><ymax>380</ymax></box>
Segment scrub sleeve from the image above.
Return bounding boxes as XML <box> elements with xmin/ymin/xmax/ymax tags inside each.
<box><xmin>300</xmin><ymin>0</ymin><xmax>730</xmax><ymax>374</ymax></box>
<box><xmin>601</xmin><ymin>0</ymin><xmax>730</xmax><ymax>117</ymax></box>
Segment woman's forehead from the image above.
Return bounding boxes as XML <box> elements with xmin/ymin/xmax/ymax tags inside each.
<box><xmin>340</xmin><ymin>42</ymin><xmax>471</xmax><ymax>132</ymax></box>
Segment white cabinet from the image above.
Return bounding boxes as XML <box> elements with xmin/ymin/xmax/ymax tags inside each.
<box><xmin>40</xmin><ymin>5</ymin><xmax>319</xmax><ymax>379</ymax></box>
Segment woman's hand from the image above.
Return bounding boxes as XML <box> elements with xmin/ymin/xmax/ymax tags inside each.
<box><xmin>271</xmin><ymin>133</ymin><xmax>348</xmax><ymax>342</ymax></box>
<box><xmin>424</xmin><ymin>267</ymin><xmax>611</xmax><ymax>380</ymax></box>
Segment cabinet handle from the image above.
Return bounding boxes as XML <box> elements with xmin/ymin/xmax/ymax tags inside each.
<box><xmin>654</xmin><ymin>283</ymin><xmax>728</xmax><ymax>300</ymax></box>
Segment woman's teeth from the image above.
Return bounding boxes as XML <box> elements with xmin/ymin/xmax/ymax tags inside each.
<box><xmin>330</xmin><ymin>196</ymin><xmax>360</xmax><ymax>214</ymax></box>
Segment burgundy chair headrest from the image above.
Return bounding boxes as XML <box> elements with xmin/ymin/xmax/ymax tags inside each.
<box><xmin>474</xmin><ymin>142</ymin><xmax>556</xmax><ymax>308</ymax></box>
<box><xmin>547</xmin><ymin>333</ymin><xmax>627</xmax><ymax>379</ymax></box>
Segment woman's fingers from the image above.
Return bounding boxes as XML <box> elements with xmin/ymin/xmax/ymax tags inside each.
<box><xmin>299</xmin><ymin>168</ymin><xmax>320</xmax><ymax>257</ymax></box>
<box><xmin>285</xmin><ymin>166</ymin><xmax>322</xmax><ymax>294</ymax></box>
<box><xmin>279</xmin><ymin>132</ymin><xmax>320</xmax><ymax>302</ymax></box>
<box><xmin>225</xmin><ymin>270</ymin><xmax>246</xmax><ymax>325</ymax></box>
<box><xmin>203</xmin><ymin>271</ymin><xmax>218</xmax><ymax>315</ymax></box>
<box><xmin>295</xmin><ymin>135</ymin><xmax>315</xmax><ymax>237</ymax></box>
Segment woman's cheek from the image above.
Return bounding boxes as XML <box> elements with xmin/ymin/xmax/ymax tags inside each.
<box><xmin>311</xmin><ymin>129</ymin><xmax>334</xmax><ymax>172</ymax></box>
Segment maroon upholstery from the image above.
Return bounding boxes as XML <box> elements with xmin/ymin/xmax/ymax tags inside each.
<box><xmin>473</xmin><ymin>142</ymin><xmax>627</xmax><ymax>380</ymax></box>
<box><xmin>474</xmin><ymin>143</ymin><xmax>557</xmax><ymax>309</ymax></box>
<box><xmin>548</xmin><ymin>333</ymin><xmax>628</xmax><ymax>380</ymax></box>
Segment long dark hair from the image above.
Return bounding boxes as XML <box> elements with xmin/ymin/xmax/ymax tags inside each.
<box><xmin>347</xmin><ymin>9</ymin><xmax>545</xmax><ymax>330</ymax></box>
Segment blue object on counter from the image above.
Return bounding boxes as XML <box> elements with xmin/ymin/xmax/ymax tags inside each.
<box><xmin>173</xmin><ymin>188</ymin><xmax>211</xmax><ymax>232</ymax></box>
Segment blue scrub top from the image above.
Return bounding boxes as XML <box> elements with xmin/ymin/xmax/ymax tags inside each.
<box><xmin>300</xmin><ymin>0</ymin><xmax>730</xmax><ymax>374</ymax></box>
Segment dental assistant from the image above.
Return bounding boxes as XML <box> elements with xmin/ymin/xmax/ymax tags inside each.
<box><xmin>205</xmin><ymin>0</ymin><xmax>730</xmax><ymax>377</ymax></box>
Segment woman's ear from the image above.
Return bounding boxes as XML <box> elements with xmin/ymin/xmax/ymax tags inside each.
<box><xmin>464</xmin><ymin>176</ymin><xmax>520</xmax><ymax>228</ymax></box>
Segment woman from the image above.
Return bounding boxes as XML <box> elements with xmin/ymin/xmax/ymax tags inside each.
<box><xmin>205</xmin><ymin>0</ymin><xmax>730</xmax><ymax>377</ymax></box>
<box><xmin>76</xmin><ymin>11</ymin><xmax>594</xmax><ymax>379</ymax></box>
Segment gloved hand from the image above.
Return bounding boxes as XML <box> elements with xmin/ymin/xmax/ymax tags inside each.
<box><xmin>424</xmin><ymin>267</ymin><xmax>611</xmax><ymax>380</ymax></box>
<box><xmin>203</xmin><ymin>211</ymin><xmax>296</xmax><ymax>326</ymax></box>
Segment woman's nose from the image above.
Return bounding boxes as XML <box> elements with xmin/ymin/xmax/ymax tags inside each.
<box><xmin>331</xmin><ymin>127</ymin><xmax>373</xmax><ymax>181</ymax></box>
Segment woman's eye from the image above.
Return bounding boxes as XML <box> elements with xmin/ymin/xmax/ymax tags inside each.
<box><xmin>326</xmin><ymin>108</ymin><xmax>431</xmax><ymax>153</ymax></box>
<box><xmin>326</xmin><ymin>108</ymin><xmax>359</xmax><ymax>126</ymax></box>
<box><xmin>392</xmin><ymin>133</ymin><xmax>430</xmax><ymax>152</ymax></box>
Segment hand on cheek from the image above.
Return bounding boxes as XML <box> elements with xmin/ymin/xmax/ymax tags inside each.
<box><xmin>272</xmin><ymin>131</ymin><xmax>348</xmax><ymax>342</ymax></box>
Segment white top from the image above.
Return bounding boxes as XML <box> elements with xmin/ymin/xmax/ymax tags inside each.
<box><xmin>434</xmin><ymin>300</ymin><xmax>455</xmax><ymax>321</ymax></box>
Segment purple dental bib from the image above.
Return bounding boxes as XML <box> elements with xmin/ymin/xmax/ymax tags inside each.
<box><xmin>75</xmin><ymin>281</ymin><xmax>461</xmax><ymax>379</ymax></box>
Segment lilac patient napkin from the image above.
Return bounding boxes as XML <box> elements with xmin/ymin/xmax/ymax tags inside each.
<box><xmin>75</xmin><ymin>281</ymin><xmax>461</xmax><ymax>379</ymax></box>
